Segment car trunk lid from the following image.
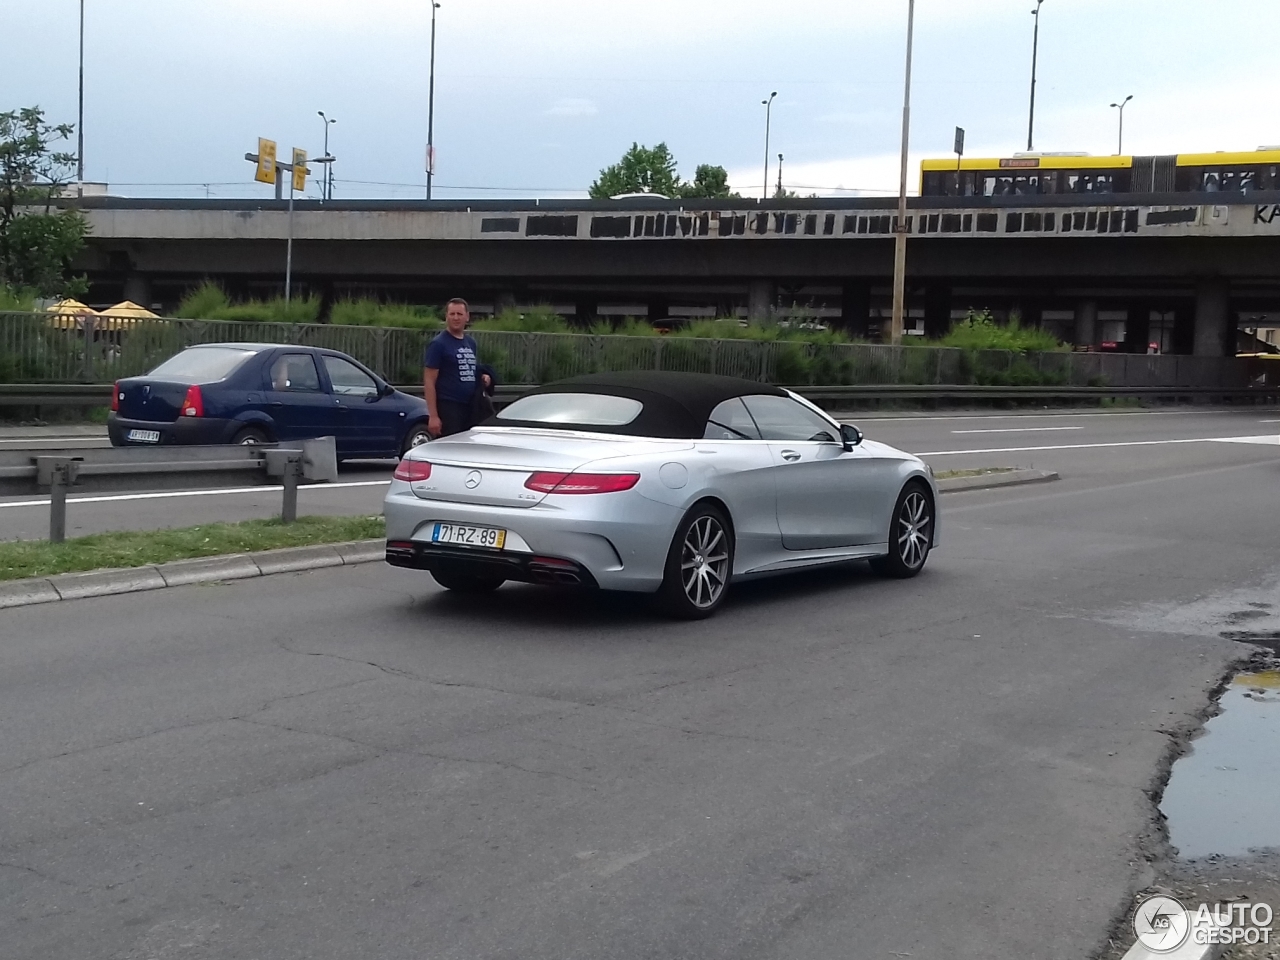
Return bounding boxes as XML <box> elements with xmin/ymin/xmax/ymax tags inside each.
<box><xmin>406</xmin><ymin>427</ymin><xmax>690</xmax><ymax>507</ymax></box>
<box><xmin>115</xmin><ymin>379</ymin><xmax>192</xmax><ymax>423</ymax></box>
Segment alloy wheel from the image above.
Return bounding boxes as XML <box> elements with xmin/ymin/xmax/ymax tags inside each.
<box><xmin>680</xmin><ymin>515</ymin><xmax>730</xmax><ymax>609</ymax></box>
<box><xmin>896</xmin><ymin>491</ymin><xmax>932</xmax><ymax>570</ymax></box>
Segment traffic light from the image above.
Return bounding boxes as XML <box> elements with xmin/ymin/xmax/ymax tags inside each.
<box><xmin>292</xmin><ymin>148</ymin><xmax>308</xmax><ymax>192</ymax></box>
<box><xmin>255</xmin><ymin>138</ymin><xmax>277</xmax><ymax>185</ymax></box>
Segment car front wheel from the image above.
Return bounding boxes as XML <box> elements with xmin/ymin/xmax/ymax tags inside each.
<box><xmin>657</xmin><ymin>503</ymin><xmax>734</xmax><ymax>619</ymax></box>
<box><xmin>870</xmin><ymin>481</ymin><xmax>933</xmax><ymax>578</ymax></box>
<box><xmin>400</xmin><ymin>423</ymin><xmax>432</xmax><ymax>456</ymax></box>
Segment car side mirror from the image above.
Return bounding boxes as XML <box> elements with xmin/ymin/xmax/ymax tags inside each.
<box><xmin>840</xmin><ymin>423</ymin><xmax>863</xmax><ymax>450</ymax></box>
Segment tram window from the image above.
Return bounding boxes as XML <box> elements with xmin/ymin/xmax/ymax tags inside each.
<box><xmin>1202</xmin><ymin>170</ymin><xmax>1221</xmax><ymax>192</ymax></box>
<box><xmin>1094</xmin><ymin>175</ymin><xmax>1114</xmax><ymax>194</ymax></box>
<box><xmin>923</xmin><ymin>172</ymin><xmax>942</xmax><ymax>195</ymax></box>
<box><xmin>1258</xmin><ymin>166</ymin><xmax>1279</xmax><ymax>190</ymax></box>
<box><xmin>1041</xmin><ymin>172</ymin><xmax>1059</xmax><ymax>194</ymax></box>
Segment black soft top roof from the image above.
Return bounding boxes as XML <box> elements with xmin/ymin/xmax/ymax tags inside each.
<box><xmin>490</xmin><ymin>371</ymin><xmax>789</xmax><ymax>439</ymax></box>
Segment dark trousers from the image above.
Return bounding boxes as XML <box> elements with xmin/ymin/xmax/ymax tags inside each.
<box><xmin>437</xmin><ymin>399</ymin><xmax>475</xmax><ymax>437</ymax></box>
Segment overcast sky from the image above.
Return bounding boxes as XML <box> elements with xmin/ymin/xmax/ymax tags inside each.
<box><xmin>9</xmin><ymin>0</ymin><xmax>1280</xmax><ymax>201</ymax></box>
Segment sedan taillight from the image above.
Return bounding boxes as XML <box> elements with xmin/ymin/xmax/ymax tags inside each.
<box><xmin>394</xmin><ymin>460</ymin><xmax>432</xmax><ymax>482</ymax></box>
<box><xmin>111</xmin><ymin>381</ymin><xmax>120</xmax><ymax>412</ymax></box>
<box><xmin>524</xmin><ymin>471</ymin><xmax>640</xmax><ymax>494</ymax></box>
<box><xmin>181</xmin><ymin>384</ymin><xmax>204</xmax><ymax>418</ymax></box>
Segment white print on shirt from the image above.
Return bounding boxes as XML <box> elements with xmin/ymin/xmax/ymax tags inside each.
<box><xmin>455</xmin><ymin>345</ymin><xmax>477</xmax><ymax>382</ymax></box>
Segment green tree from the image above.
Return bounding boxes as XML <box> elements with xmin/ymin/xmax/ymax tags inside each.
<box><xmin>590</xmin><ymin>145</ymin><xmax>739</xmax><ymax>200</ymax></box>
<box><xmin>677</xmin><ymin>164</ymin><xmax>737</xmax><ymax>199</ymax></box>
<box><xmin>0</xmin><ymin>107</ymin><xmax>87</xmax><ymax>299</ymax></box>
<box><xmin>590</xmin><ymin>142</ymin><xmax>681</xmax><ymax>198</ymax></box>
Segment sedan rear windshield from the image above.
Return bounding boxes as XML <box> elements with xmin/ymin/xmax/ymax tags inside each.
<box><xmin>497</xmin><ymin>393</ymin><xmax>643</xmax><ymax>426</ymax></box>
<box><xmin>147</xmin><ymin>347</ymin><xmax>258</xmax><ymax>382</ymax></box>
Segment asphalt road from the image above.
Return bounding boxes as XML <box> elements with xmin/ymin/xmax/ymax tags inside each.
<box><xmin>1</xmin><ymin>407</ymin><xmax>1277</xmax><ymax>539</ymax></box>
<box><xmin>2</xmin><ymin>407</ymin><xmax>1279</xmax><ymax>959</ymax></box>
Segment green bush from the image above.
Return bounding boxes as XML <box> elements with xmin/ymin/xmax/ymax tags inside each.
<box><xmin>471</xmin><ymin>307</ymin><xmax>571</xmax><ymax>334</ymax></box>
<box><xmin>773</xmin><ymin>342</ymin><xmax>812</xmax><ymax>384</ymax></box>
<box><xmin>937</xmin><ymin>309</ymin><xmax>1065</xmax><ymax>353</ymax></box>
<box><xmin>330</xmin><ymin>298</ymin><xmax>441</xmax><ymax>330</ymax></box>
<box><xmin>0</xmin><ymin>286</ymin><xmax>37</xmax><ymax>311</ymax></box>
<box><xmin>174</xmin><ymin>281</ymin><xmax>231</xmax><ymax>319</ymax></box>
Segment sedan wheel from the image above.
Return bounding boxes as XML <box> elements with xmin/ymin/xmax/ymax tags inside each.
<box><xmin>232</xmin><ymin>426</ymin><xmax>269</xmax><ymax>446</ymax></box>
<box><xmin>871</xmin><ymin>482</ymin><xmax>933</xmax><ymax>578</ymax></box>
<box><xmin>401</xmin><ymin>424</ymin><xmax>432</xmax><ymax>456</ymax></box>
<box><xmin>658</xmin><ymin>505</ymin><xmax>734</xmax><ymax>619</ymax></box>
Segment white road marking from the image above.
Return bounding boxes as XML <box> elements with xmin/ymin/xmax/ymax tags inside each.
<box><xmin>0</xmin><ymin>479</ymin><xmax>391</xmax><ymax>510</ymax></box>
<box><xmin>1259</xmin><ymin>419</ymin><xmax>1280</xmax><ymax>423</ymax></box>
<box><xmin>950</xmin><ymin>426</ymin><xmax>1084</xmax><ymax>435</ymax></box>
<box><xmin>917</xmin><ymin>435</ymin><xmax>1280</xmax><ymax>456</ymax></box>
<box><xmin>0</xmin><ymin>437</ymin><xmax>108</xmax><ymax>445</ymax></box>
<box><xmin>851</xmin><ymin>410</ymin><xmax>1242</xmax><ymax>424</ymax></box>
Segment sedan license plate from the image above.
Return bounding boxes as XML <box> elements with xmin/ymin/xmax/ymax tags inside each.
<box><xmin>432</xmin><ymin>523</ymin><xmax>506</xmax><ymax>550</ymax></box>
<box><xmin>127</xmin><ymin>429</ymin><xmax>161</xmax><ymax>443</ymax></box>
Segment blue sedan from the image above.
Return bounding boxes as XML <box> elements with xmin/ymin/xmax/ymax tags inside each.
<box><xmin>108</xmin><ymin>343</ymin><xmax>432</xmax><ymax>459</ymax></box>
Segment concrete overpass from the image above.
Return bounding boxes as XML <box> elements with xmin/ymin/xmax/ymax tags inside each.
<box><xmin>71</xmin><ymin>192</ymin><xmax>1280</xmax><ymax>356</ymax></box>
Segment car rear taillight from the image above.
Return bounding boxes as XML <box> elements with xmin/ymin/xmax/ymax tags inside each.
<box><xmin>181</xmin><ymin>384</ymin><xmax>204</xmax><ymax>418</ymax></box>
<box><xmin>394</xmin><ymin>460</ymin><xmax>432</xmax><ymax>482</ymax></box>
<box><xmin>524</xmin><ymin>471</ymin><xmax>640</xmax><ymax>495</ymax></box>
<box><xmin>111</xmin><ymin>381</ymin><xmax>120</xmax><ymax>412</ymax></box>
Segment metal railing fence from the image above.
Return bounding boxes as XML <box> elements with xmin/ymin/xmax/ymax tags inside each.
<box><xmin>0</xmin><ymin>311</ymin><xmax>1263</xmax><ymax>390</ymax></box>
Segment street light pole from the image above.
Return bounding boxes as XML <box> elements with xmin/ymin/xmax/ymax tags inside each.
<box><xmin>426</xmin><ymin>1</ymin><xmax>440</xmax><ymax>200</ymax></box>
<box><xmin>318</xmin><ymin>111</ymin><xmax>336</xmax><ymax>200</ymax></box>
<box><xmin>77</xmin><ymin>0</ymin><xmax>85</xmax><ymax>186</ymax></box>
<box><xmin>777</xmin><ymin>153</ymin><xmax>784</xmax><ymax>198</ymax></box>
<box><xmin>762</xmin><ymin>91</ymin><xmax>777</xmax><ymax>201</ymax></box>
<box><xmin>889</xmin><ymin>0</ymin><xmax>915</xmax><ymax>345</ymax></box>
<box><xmin>1027</xmin><ymin>0</ymin><xmax>1045</xmax><ymax>151</ymax></box>
<box><xmin>1110</xmin><ymin>94</ymin><xmax>1133</xmax><ymax>155</ymax></box>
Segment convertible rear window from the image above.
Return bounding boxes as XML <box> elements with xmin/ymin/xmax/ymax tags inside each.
<box><xmin>148</xmin><ymin>347</ymin><xmax>257</xmax><ymax>382</ymax></box>
<box><xmin>497</xmin><ymin>393</ymin><xmax>643</xmax><ymax>426</ymax></box>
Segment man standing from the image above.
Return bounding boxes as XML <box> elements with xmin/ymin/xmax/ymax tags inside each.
<box><xmin>424</xmin><ymin>298</ymin><xmax>493</xmax><ymax>438</ymax></box>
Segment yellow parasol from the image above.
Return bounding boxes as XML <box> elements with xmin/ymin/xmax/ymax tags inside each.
<box><xmin>98</xmin><ymin>300</ymin><xmax>160</xmax><ymax>330</ymax></box>
<box><xmin>45</xmin><ymin>299</ymin><xmax>98</xmax><ymax>330</ymax></box>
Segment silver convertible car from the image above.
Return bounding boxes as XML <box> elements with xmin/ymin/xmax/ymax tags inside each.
<box><xmin>384</xmin><ymin>372</ymin><xmax>939</xmax><ymax>618</ymax></box>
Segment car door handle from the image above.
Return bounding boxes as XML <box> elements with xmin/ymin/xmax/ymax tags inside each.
<box><xmin>267</xmin><ymin>401</ymin><xmax>283</xmax><ymax>408</ymax></box>
<box><xmin>781</xmin><ymin>449</ymin><xmax>801</xmax><ymax>462</ymax></box>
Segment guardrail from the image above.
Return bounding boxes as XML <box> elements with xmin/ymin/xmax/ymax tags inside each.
<box><xmin>0</xmin><ymin>437</ymin><xmax>338</xmax><ymax>541</ymax></box>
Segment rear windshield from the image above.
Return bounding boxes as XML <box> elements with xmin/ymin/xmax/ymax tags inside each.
<box><xmin>497</xmin><ymin>392</ymin><xmax>643</xmax><ymax>426</ymax></box>
<box><xmin>147</xmin><ymin>347</ymin><xmax>257</xmax><ymax>382</ymax></box>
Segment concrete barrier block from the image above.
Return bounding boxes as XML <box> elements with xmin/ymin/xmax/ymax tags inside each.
<box><xmin>334</xmin><ymin>539</ymin><xmax>385</xmax><ymax>566</ymax></box>
<box><xmin>50</xmin><ymin>566</ymin><xmax>166</xmax><ymax>601</ymax></box>
<box><xmin>0</xmin><ymin>577</ymin><xmax>62</xmax><ymax>610</ymax></box>
<box><xmin>253</xmin><ymin>544</ymin><xmax>344</xmax><ymax>576</ymax></box>
<box><xmin>157</xmin><ymin>554</ymin><xmax>261</xmax><ymax>587</ymax></box>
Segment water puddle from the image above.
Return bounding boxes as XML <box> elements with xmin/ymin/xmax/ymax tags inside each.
<box><xmin>1161</xmin><ymin>669</ymin><xmax>1280</xmax><ymax>860</ymax></box>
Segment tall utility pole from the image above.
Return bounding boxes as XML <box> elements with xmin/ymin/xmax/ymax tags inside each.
<box><xmin>318</xmin><ymin>111</ymin><xmax>336</xmax><ymax>200</ymax></box>
<box><xmin>426</xmin><ymin>1</ymin><xmax>441</xmax><ymax>200</ymax></box>
<box><xmin>1027</xmin><ymin>0</ymin><xmax>1045</xmax><ymax>151</ymax></box>
<box><xmin>761</xmin><ymin>91</ymin><xmax>777</xmax><ymax>201</ymax></box>
<box><xmin>889</xmin><ymin>0</ymin><xmax>915</xmax><ymax>345</ymax></box>
<box><xmin>77</xmin><ymin>0</ymin><xmax>85</xmax><ymax>186</ymax></box>
<box><xmin>1110</xmin><ymin>94</ymin><xmax>1133</xmax><ymax>155</ymax></box>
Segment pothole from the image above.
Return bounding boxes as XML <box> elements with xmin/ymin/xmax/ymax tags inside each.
<box><xmin>1160</xmin><ymin>660</ymin><xmax>1280</xmax><ymax>861</ymax></box>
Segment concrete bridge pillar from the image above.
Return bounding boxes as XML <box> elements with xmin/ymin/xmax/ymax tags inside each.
<box><xmin>1074</xmin><ymin>300</ymin><xmax>1098</xmax><ymax>348</ymax></box>
<box><xmin>122</xmin><ymin>275</ymin><xmax>152</xmax><ymax>308</ymax></box>
<box><xmin>1194</xmin><ymin>280</ymin><xmax>1231</xmax><ymax>357</ymax></box>
<box><xmin>924</xmin><ymin>286</ymin><xmax>951</xmax><ymax>339</ymax></box>
<box><xmin>747</xmin><ymin>280</ymin><xmax>776</xmax><ymax>325</ymax></box>
<box><xmin>494</xmin><ymin>291</ymin><xmax>517</xmax><ymax>317</ymax></box>
<box><xmin>840</xmin><ymin>282</ymin><xmax>871</xmax><ymax>338</ymax></box>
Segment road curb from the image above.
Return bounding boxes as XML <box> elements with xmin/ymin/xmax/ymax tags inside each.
<box><xmin>936</xmin><ymin>468</ymin><xmax>1059</xmax><ymax>493</ymax></box>
<box><xmin>0</xmin><ymin>538</ymin><xmax>384</xmax><ymax>611</ymax></box>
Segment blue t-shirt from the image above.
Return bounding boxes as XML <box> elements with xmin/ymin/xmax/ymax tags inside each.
<box><xmin>424</xmin><ymin>332</ymin><xmax>479</xmax><ymax>404</ymax></box>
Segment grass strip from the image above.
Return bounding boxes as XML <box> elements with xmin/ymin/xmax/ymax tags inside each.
<box><xmin>934</xmin><ymin>467</ymin><xmax>1016</xmax><ymax>480</ymax></box>
<box><xmin>0</xmin><ymin>515</ymin><xmax>385</xmax><ymax>582</ymax></box>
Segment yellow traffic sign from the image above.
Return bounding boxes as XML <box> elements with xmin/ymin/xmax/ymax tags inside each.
<box><xmin>292</xmin><ymin>148</ymin><xmax>308</xmax><ymax>192</ymax></box>
<box><xmin>255</xmin><ymin>138</ymin><xmax>277</xmax><ymax>184</ymax></box>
